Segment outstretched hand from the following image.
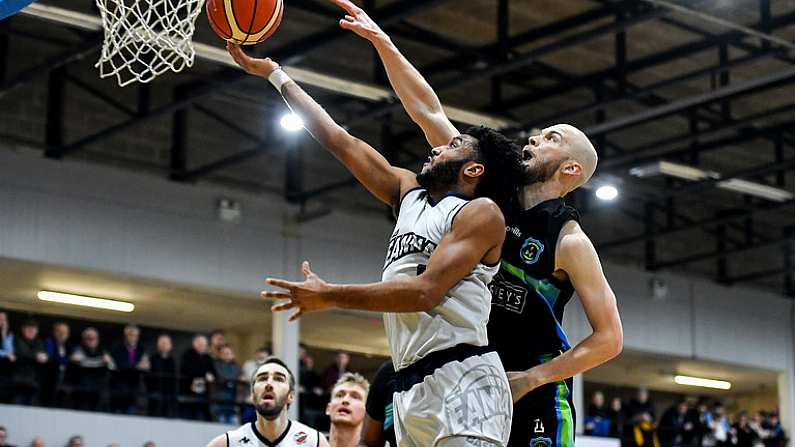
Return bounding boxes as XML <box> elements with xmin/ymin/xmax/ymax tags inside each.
<box><xmin>226</xmin><ymin>42</ymin><xmax>280</xmax><ymax>78</ymax></box>
<box><xmin>262</xmin><ymin>261</ymin><xmax>335</xmax><ymax>321</ymax></box>
<box><xmin>330</xmin><ymin>0</ymin><xmax>385</xmax><ymax>42</ymax></box>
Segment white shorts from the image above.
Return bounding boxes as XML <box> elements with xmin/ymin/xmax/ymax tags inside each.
<box><xmin>392</xmin><ymin>351</ymin><xmax>512</xmax><ymax>447</ymax></box>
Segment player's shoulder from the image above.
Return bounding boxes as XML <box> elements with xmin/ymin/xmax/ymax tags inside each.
<box><xmin>456</xmin><ymin>197</ymin><xmax>504</xmax><ymax>226</ymax></box>
<box><xmin>557</xmin><ymin>221</ymin><xmax>594</xmax><ymax>255</ymax></box>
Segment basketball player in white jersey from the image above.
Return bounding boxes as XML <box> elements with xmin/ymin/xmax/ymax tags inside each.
<box><xmin>228</xmin><ymin>42</ymin><xmax>523</xmax><ymax>446</ymax></box>
<box><xmin>206</xmin><ymin>357</ymin><xmax>329</xmax><ymax>447</ymax></box>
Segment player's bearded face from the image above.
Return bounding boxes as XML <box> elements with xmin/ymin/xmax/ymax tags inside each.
<box><xmin>416</xmin><ymin>158</ymin><xmax>470</xmax><ymax>191</ymax></box>
<box><xmin>254</xmin><ymin>383</ymin><xmax>290</xmax><ymax>420</ymax></box>
<box><xmin>521</xmin><ymin>151</ymin><xmax>567</xmax><ymax>185</ymax></box>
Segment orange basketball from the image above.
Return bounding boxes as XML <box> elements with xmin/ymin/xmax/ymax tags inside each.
<box><xmin>206</xmin><ymin>0</ymin><xmax>283</xmax><ymax>45</ymax></box>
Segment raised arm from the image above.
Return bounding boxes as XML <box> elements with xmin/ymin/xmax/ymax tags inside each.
<box><xmin>264</xmin><ymin>198</ymin><xmax>505</xmax><ymax>320</ymax></box>
<box><xmin>227</xmin><ymin>43</ymin><xmax>415</xmax><ymax>207</ymax></box>
<box><xmin>508</xmin><ymin>221</ymin><xmax>623</xmax><ymax>402</ymax></box>
<box><xmin>331</xmin><ymin>0</ymin><xmax>459</xmax><ymax>148</ymax></box>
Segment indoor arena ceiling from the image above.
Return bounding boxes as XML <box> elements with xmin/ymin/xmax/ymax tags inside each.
<box><xmin>0</xmin><ymin>0</ymin><xmax>794</xmax><ymax>295</ymax></box>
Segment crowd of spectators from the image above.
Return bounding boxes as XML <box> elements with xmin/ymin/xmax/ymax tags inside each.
<box><xmin>585</xmin><ymin>389</ymin><xmax>787</xmax><ymax>447</ymax></box>
<box><xmin>0</xmin><ymin>310</ymin><xmax>364</xmax><ymax>428</ymax></box>
<box><xmin>0</xmin><ymin>426</ymin><xmax>157</xmax><ymax>447</ymax></box>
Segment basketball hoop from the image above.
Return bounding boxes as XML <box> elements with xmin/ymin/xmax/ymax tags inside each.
<box><xmin>95</xmin><ymin>0</ymin><xmax>205</xmax><ymax>86</ymax></box>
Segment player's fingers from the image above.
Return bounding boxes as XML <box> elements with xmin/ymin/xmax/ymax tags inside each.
<box><xmin>288</xmin><ymin>309</ymin><xmax>304</xmax><ymax>322</ymax></box>
<box><xmin>301</xmin><ymin>260</ymin><xmax>312</xmax><ymax>277</ymax></box>
<box><xmin>271</xmin><ymin>301</ymin><xmax>297</xmax><ymax>313</ymax></box>
<box><xmin>345</xmin><ymin>15</ymin><xmax>354</xmax><ymax>21</ymax></box>
<box><xmin>265</xmin><ymin>278</ymin><xmax>295</xmax><ymax>290</ymax></box>
<box><xmin>260</xmin><ymin>291</ymin><xmax>292</xmax><ymax>300</ymax></box>
<box><xmin>332</xmin><ymin>0</ymin><xmax>359</xmax><ymax>15</ymax></box>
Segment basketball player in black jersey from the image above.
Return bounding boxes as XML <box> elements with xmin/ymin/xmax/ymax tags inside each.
<box><xmin>329</xmin><ymin>2</ymin><xmax>624</xmax><ymax>447</ymax></box>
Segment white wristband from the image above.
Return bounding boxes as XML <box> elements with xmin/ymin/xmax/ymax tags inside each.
<box><xmin>268</xmin><ymin>68</ymin><xmax>292</xmax><ymax>94</ymax></box>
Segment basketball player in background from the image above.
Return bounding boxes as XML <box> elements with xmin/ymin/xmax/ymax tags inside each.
<box><xmin>326</xmin><ymin>373</ymin><xmax>369</xmax><ymax>447</ymax></box>
<box><xmin>328</xmin><ymin>1</ymin><xmax>624</xmax><ymax>446</ymax></box>
<box><xmin>206</xmin><ymin>357</ymin><xmax>328</xmax><ymax>447</ymax></box>
<box><xmin>228</xmin><ymin>39</ymin><xmax>522</xmax><ymax>446</ymax></box>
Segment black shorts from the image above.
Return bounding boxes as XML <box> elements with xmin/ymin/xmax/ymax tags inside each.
<box><xmin>509</xmin><ymin>377</ymin><xmax>576</xmax><ymax>447</ymax></box>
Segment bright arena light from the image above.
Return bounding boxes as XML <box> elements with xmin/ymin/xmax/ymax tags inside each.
<box><xmin>37</xmin><ymin>290</ymin><xmax>135</xmax><ymax>313</ymax></box>
<box><xmin>595</xmin><ymin>185</ymin><xmax>619</xmax><ymax>201</ymax></box>
<box><xmin>280</xmin><ymin>113</ymin><xmax>304</xmax><ymax>131</ymax></box>
<box><xmin>674</xmin><ymin>375</ymin><xmax>731</xmax><ymax>390</ymax></box>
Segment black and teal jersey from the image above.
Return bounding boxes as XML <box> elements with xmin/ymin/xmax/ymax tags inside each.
<box><xmin>487</xmin><ymin>197</ymin><xmax>580</xmax><ymax>374</ymax></box>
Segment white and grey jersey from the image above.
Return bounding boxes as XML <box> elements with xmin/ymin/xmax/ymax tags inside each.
<box><xmin>382</xmin><ymin>188</ymin><xmax>500</xmax><ymax>370</ymax></box>
<box><xmin>225</xmin><ymin>420</ymin><xmax>321</xmax><ymax>447</ymax></box>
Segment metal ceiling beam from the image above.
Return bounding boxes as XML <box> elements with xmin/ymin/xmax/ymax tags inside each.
<box><xmin>51</xmin><ymin>0</ymin><xmax>453</xmax><ymax>157</ymax></box>
<box><xmin>651</xmin><ymin>233</ymin><xmax>795</xmax><ymax>270</ymax></box>
<box><xmin>286</xmin><ymin>177</ymin><xmax>359</xmax><ymax>202</ymax></box>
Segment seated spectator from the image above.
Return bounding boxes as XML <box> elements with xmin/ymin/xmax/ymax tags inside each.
<box><xmin>180</xmin><ymin>334</ymin><xmax>216</xmax><ymax>421</ymax></box>
<box><xmin>70</xmin><ymin>327</ymin><xmax>114</xmax><ymax>411</ymax></box>
<box><xmin>707</xmin><ymin>403</ymin><xmax>732</xmax><ymax>447</ymax></box>
<box><xmin>634</xmin><ymin>412</ymin><xmax>660</xmax><ymax>447</ymax></box>
<box><xmin>0</xmin><ymin>426</ymin><xmax>16</xmax><ymax>447</ymax></box>
<box><xmin>586</xmin><ymin>391</ymin><xmax>611</xmax><ymax>437</ymax></box>
<box><xmin>326</xmin><ymin>372</ymin><xmax>369</xmax><ymax>447</ymax></box>
<box><xmin>209</xmin><ymin>330</ymin><xmax>225</xmax><ymax>359</ymax></box>
<box><xmin>110</xmin><ymin>324</ymin><xmax>149</xmax><ymax>414</ymax></box>
<box><xmin>323</xmin><ymin>352</ymin><xmax>350</xmax><ymax>393</ymax></box>
<box><xmin>299</xmin><ymin>346</ymin><xmax>325</xmax><ymax>428</ymax></box>
<box><xmin>213</xmin><ymin>344</ymin><xmax>242</xmax><ymax>424</ymax></box>
<box><xmin>659</xmin><ymin>401</ymin><xmax>693</xmax><ymax>447</ymax></box>
<box><xmin>609</xmin><ymin>397</ymin><xmax>629</xmax><ymax>440</ymax></box>
<box><xmin>29</xmin><ymin>437</ymin><xmax>44</xmax><ymax>447</ymax></box>
<box><xmin>630</xmin><ymin>388</ymin><xmax>655</xmax><ymax>423</ymax></box>
<box><xmin>241</xmin><ymin>346</ymin><xmax>270</xmax><ymax>382</ymax></box>
<box><xmin>735</xmin><ymin>412</ymin><xmax>759</xmax><ymax>447</ymax></box>
<box><xmin>43</xmin><ymin>321</ymin><xmax>71</xmax><ymax>406</ymax></box>
<box><xmin>0</xmin><ymin>312</ymin><xmax>15</xmax><ymax>403</ymax></box>
<box><xmin>66</xmin><ymin>436</ymin><xmax>83</xmax><ymax>447</ymax></box>
<box><xmin>763</xmin><ymin>413</ymin><xmax>785</xmax><ymax>447</ymax></box>
<box><xmin>148</xmin><ymin>334</ymin><xmax>177</xmax><ymax>417</ymax></box>
<box><xmin>12</xmin><ymin>319</ymin><xmax>48</xmax><ymax>405</ymax></box>
<box><xmin>142</xmin><ymin>442</ymin><xmax>156</xmax><ymax>447</ymax></box>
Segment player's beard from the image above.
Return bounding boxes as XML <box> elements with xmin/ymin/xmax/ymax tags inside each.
<box><xmin>416</xmin><ymin>158</ymin><xmax>469</xmax><ymax>192</ymax></box>
<box><xmin>255</xmin><ymin>393</ymin><xmax>289</xmax><ymax>420</ymax></box>
<box><xmin>522</xmin><ymin>157</ymin><xmax>565</xmax><ymax>185</ymax></box>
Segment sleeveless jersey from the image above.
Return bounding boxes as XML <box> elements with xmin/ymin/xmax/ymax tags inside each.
<box><xmin>225</xmin><ymin>420</ymin><xmax>321</xmax><ymax>447</ymax></box>
<box><xmin>382</xmin><ymin>188</ymin><xmax>500</xmax><ymax>370</ymax></box>
<box><xmin>487</xmin><ymin>198</ymin><xmax>580</xmax><ymax>373</ymax></box>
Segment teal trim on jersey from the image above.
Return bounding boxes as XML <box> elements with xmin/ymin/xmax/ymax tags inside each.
<box><xmin>384</xmin><ymin>402</ymin><xmax>394</xmax><ymax>430</ymax></box>
<box><xmin>540</xmin><ymin>354</ymin><xmax>575</xmax><ymax>447</ymax></box>
<box><xmin>501</xmin><ymin>260</ymin><xmax>571</xmax><ymax>349</ymax></box>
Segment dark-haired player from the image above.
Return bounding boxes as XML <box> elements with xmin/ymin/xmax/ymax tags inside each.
<box><xmin>206</xmin><ymin>357</ymin><xmax>329</xmax><ymax>447</ymax></box>
<box><xmin>327</xmin><ymin>2</ymin><xmax>624</xmax><ymax>447</ymax></box>
<box><xmin>228</xmin><ymin>40</ymin><xmax>523</xmax><ymax>446</ymax></box>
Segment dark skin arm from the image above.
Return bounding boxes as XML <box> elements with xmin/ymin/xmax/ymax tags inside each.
<box><xmin>262</xmin><ymin>198</ymin><xmax>505</xmax><ymax>320</ymax></box>
<box><xmin>362</xmin><ymin>415</ymin><xmax>386</xmax><ymax>447</ymax></box>
<box><xmin>226</xmin><ymin>43</ymin><xmax>416</xmax><ymax>207</ymax></box>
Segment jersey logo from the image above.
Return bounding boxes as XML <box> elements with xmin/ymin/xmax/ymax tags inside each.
<box><xmin>530</xmin><ymin>437</ymin><xmax>552</xmax><ymax>447</ymax></box>
<box><xmin>534</xmin><ymin>419</ymin><xmax>545</xmax><ymax>433</ymax></box>
<box><xmin>384</xmin><ymin>232</ymin><xmax>437</xmax><ymax>269</ymax></box>
<box><xmin>239</xmin><ymin>436</ymin><xmax>252</xmax><ymax>445</ymax></box>
<box><xmin>489</xmin><ymin>274</ymin><xmax>528</xmax><ymax>314</ymax></box>
<box><xmin>520</xmin><ymin>237</ymin><xmax>544</xmax><ymax>265</ymax></box>
<box><xmin>294</xmin><ymin>432</ymin><xmax>308</xmax><ymax>444</ymax></box>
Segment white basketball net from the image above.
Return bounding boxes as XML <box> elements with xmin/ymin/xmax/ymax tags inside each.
<box><xmin>95</xmin><ymin>0</ymin><xmax>205</xmax><ymax>86</ymax></box>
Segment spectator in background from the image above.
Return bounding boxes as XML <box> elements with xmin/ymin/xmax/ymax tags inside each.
<box><xmin>110</xmin><ymin>324</ymin><xmax>149</xmax><ymax>414</ymax></box>
<box><xmin>630</xmin><ymin>388</ymin><xmax>656</xmax><ymax>422</ymax></box>
<box><xmin>707</xmin><ymin>403</ymin><xmax>732</xmax><ymax>447</ymax></box>
<box><xmin>323</xmin><ymin>352</ymin><xmax>350</xmax><ymax>392</ymax></box>
<box><xmin>28</xmin><ymin>437</ymin><xmax>44</xmax><ymax>447</ymax></box>
<box><xmin>180</xmin><ymin>334</ymin><xmax>216</xmax><ymax>421</ymax></box>
<box><xmin>634</xmin><ymin>412</ymin><xmax>660</xmax><ymax>447</ymax></box>
<box><xmin>660</xmin><ymin>401</ymin><xmax>693</xmax><ymax>447</ymax></box>
<box><xmin>0</xmin><ymin>312</ymin><xmax>14</xmax><ymax>403</ymax></box>
<box><xmin>213</xmin><ymin>344</ymin><xmax>242</xmax><ymax>424</ymax></box>
<box><xmin>762</xmin><ymin>413</ymin><xmax>785</xmax><ymax>447</ymax></box>
<box><xmin>241</xmin><ymin>346</ymin><xmax>270</xmax><ymax>382</ymax></box>
<box><xmin>586</xmin><ymin>391</ymin><xmax>611</xmax><ymax>436</ymax></box>
<box><xmin>12</xmin><ymin>319</ymin><xmax>48</xmax><ymax>405</ymax></box>
<box><xmin>299</xmin><ymin>346</ymin><xmax>325</xmax><ymax>429</ymax></box>
<box><xmin>148</xmin><ymin>334</ymin><xmax>177</xmax><ymax>417</ymax></box>
<box><xmin>66</xmin><ymin>436</ymin><xmax>83</xmax><ymax>447</ymax></box>
<box><xmin>0</xmin><ymin>426</ymin><xmax>15</xmax><ymax>447</ymax></box>
<box><xmin>142</xmin><ymin>442</ymin><xmax>156</xmax><ymax>447</ymax></box>
<box><xmin>70</xmin><ymin>327</ymin><xmax>114</xmax><ymax>411</ymax></box>
<box><xmin>326</xmin><ymin>373</ymin><xmax>369</xmax><ymax>447</ymax></box>
<box><xmin>209</xmin><ymin>330</ymin><xmax>225</xmax><ymax>359</ymax></box>
<box><xmin>734</xmin><ymin>412</ymin><xmax>759</xmax><ymax>447</ymax></box>
<box><xmin>609</xmin><ymin>397</ymin><xmax>629</xmax><ymax>441</ymax></box>
<box><xmin>43</xmin><ymin>321</ymin><xmax>71</xmax><ymax>406</ymax></box>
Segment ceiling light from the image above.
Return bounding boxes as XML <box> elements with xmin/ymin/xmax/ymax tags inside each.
<box><xmin>280</xmin><ymin>113</ymin><xmax>304</xmax><ymax>132</ymax></box>
<box><xmin>674</xmin><ymin>375</ymin><xmax>731</xmax><ymax>390</ymax></box>
<box><xmin>595</xmin><ymin>185</ymin><xmax>619</xmax><ymax>201</ymax></box>
<box><xmin>717</xmin><ymin>179</ymin><xmax>794</xmax><ymax>202</ymax></box>
<box><xmin>37</xmin><ymin>290</ymin><xmax>135</xmax><ymax>313</ymax></box>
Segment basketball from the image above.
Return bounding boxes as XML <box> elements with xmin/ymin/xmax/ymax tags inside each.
<box><xmin>206</xmin><ymin>0</ymin><xmax>283</xmax><ymax>45</ymax></box>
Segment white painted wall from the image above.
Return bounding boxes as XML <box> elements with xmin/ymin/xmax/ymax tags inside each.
<box><xmin>0</xmin><ymin>404</ymin><xmax>233</xmax><ymax>446</ymax></box>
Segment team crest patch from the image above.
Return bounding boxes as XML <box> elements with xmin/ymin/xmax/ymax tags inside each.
<box><xmin>520</xmin><ymin>237</ymin><xmax>544</xmax><ymax>265</ymax></box>
<box><xmin>294</xmin><ymin>432</ymin><xmax>308</xmax><ymax>444</ymax></box>
<box><xmin>530</xmin><ymin>437</ymin><xmax>553</xmax><ymax>447</ymax></box>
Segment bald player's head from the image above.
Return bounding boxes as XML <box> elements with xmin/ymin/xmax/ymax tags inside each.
<box><xmin>520</xmin><ymin>123</ymin><xmax>598</xmax><ymax>193</ymax></box>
